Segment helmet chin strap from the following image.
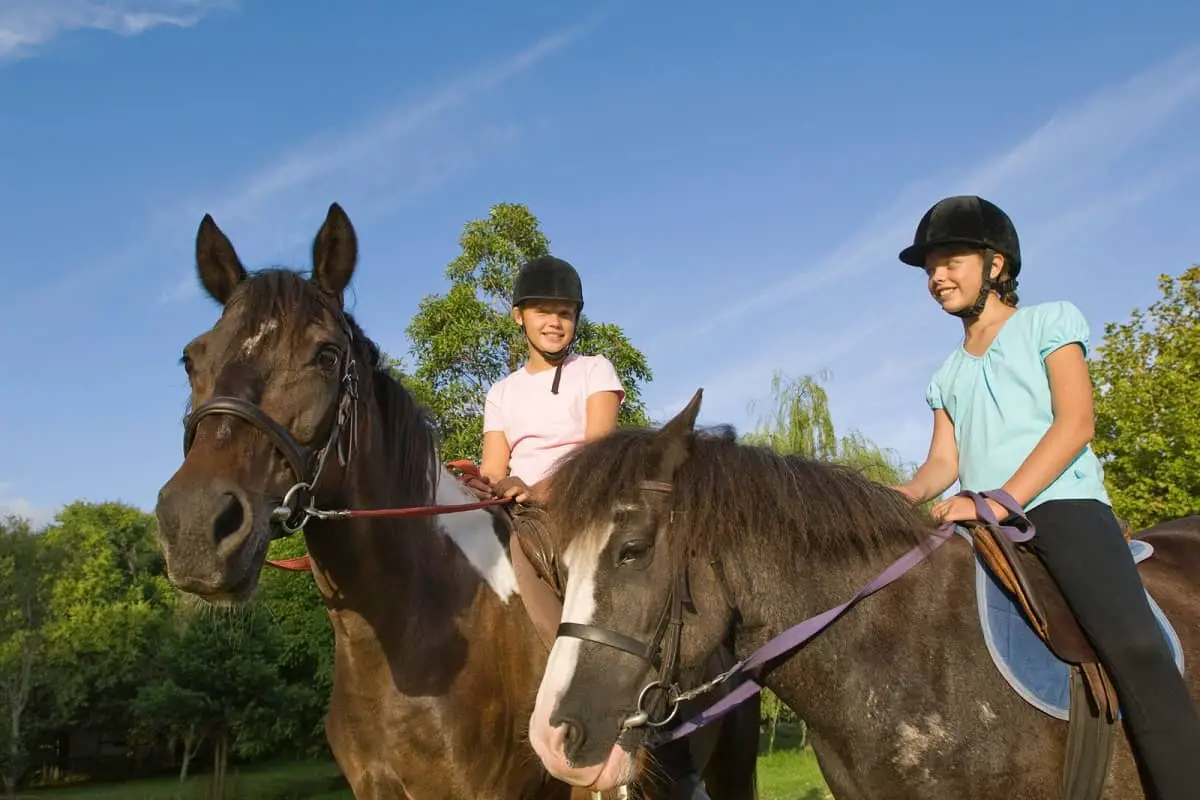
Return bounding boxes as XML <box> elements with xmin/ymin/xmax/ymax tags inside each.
<box><xmin>522</xmin><ymin>328</ymin><xmax>574</xmax><ymax>395</ymax></box>
<box><xmin>947</xmin><ymin>248</ymin><xmax>997</xmax><ymax>320</ymax></box>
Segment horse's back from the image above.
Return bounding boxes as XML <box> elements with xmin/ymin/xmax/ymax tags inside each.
<box><xmin>1134</xmin><ymin>515</ymin><xmax>1200</xmax><ymax>706</ymax></box>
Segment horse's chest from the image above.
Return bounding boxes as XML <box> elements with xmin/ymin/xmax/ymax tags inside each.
<box><xmin>326</xmin><ymin>653</ymin><xmax>552</xmax><ymax>798</ymax></box>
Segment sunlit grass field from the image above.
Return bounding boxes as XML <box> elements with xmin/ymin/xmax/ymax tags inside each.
<box><xmin>22</xmin><ymin>726</ymin><xmax>830</xmax><ymax>799</ymax></box>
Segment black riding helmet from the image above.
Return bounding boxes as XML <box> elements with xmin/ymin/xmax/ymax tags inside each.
<box><xmin>899</xmin><ymin>195</ymin><xmax>1022</xmax><ymax>319</ymax></box>
<box><xmin>512</xmin><ymin>256</ymin><xmax>584</xmax><ymax>394</ymax></box>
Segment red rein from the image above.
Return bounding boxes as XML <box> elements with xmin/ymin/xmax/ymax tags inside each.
<box><xmin>264</xmin><ymin>460</ymin><xmax>510</xmax><ymax>572</ymax></box>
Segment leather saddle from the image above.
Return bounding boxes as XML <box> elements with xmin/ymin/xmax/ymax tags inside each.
<box><xmin>963</xmin><ymin>518</ymin><xmax>1124</xmax><ymax>720</ymax></box>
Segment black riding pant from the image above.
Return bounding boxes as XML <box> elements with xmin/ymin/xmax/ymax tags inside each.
<box><xmin>1024</xmin><ymin>499</ymin><xmax>1200</xmax><ymax>799</ymax></box>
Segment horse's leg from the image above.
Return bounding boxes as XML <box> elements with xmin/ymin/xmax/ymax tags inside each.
<box><xmin>698</xmin><ymin>696</ymin><xmax>760</xmax><ymax>800</ymax></box>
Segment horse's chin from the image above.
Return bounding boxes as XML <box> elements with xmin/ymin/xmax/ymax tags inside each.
<box><xmin>195</xmin><ymin>567</ymin><xmax>262</xmax><ymax>608</ymax></box>
<box><xmin>164</xmin><ymin>525</ymin><xmax>269</xmax><ymax>606</ymax></box>
<box><xmin>548</xmin><ymin>744</ymin><xmax>636</xmax><ymax>792</ymax></box>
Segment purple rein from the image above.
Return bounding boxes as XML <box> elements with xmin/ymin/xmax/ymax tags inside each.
<box><xmin>654</xmin><ymin>488</ymin><xmax>1035</xmax><ymax>744</ymax></box>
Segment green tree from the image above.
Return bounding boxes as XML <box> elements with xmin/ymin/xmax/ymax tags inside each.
<box><xmin>254</xmin><ymin>536</ymin><xmax>335</xmax><ymax>758</ymax></box>
<box><xmin>404</xmin><ymin>203</ymin><xmax>653</xmax><ymax>462</ymax></box>
<box><xmin>134</xmin><ymin>604</ymin><xmax>306</xmax><ymax>796</ymax></box>
<box><xmin>0</xmin><ymin>517</ymin><xmax>58</xmax><ymax>798</ymax></box>
<box><xmin>742</xmin><ymin>370</ymin><xmax>914</xmax><ymax>484</ymax></box>
<box><xmin>1091</xmin><ymin>265</ymin><xmax>1200</xmax><ymax>529</ymax></box>
<box><xmin>38</xmin><ymin>503</ymin><xmax>173</xmax><ymax>737</ymax></box>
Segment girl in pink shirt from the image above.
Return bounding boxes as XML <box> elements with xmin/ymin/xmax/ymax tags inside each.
<box><xmin>480</xmin><ymin>256</ymin><xmax>625</xmax><ymax>503</ymax></box>
<box><xmin>479</xmin><ymin>256</ymin><xmax>710</xmax><ymax>797</ymax></box>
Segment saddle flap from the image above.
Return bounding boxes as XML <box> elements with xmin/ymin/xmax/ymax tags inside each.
<box><xmin>966</xmin><ymin>521</ymin><xmax>1099</xmax><ymax>666</ymax></box>
<box><xmin>507</xmin><ymin>506</ymin><xmax>566</xmax><ymax>651</ymax></box>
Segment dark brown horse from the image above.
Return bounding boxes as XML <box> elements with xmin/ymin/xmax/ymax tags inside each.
<box><xmin>153</xmin><ymin>205</ymin><xmax>760</xmax><ymax>799</ymax></box>
<box><xmin>525</xmin><ymin>390</ymin><xmax>1200</xmax><ymax>798</ymax></box>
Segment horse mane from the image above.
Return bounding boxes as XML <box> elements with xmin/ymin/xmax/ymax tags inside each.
<box><xmin>226</xmin><ymin>268</ymin><xmax>440</xmax><ymax>504</ymax></box>
<box><xmin>546</xmin><ymin>426</ymin><xmax>936</xmax><ymax>564</ymax></box>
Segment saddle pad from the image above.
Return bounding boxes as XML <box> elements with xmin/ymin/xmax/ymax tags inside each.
<box><xmin>957</xmin><ymin>530</ymin><xmax>1187</xmax><ymax>721</ymax></box>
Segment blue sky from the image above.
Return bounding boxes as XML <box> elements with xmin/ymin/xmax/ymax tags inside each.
<box><xmin>2</xmin><ymin>1</ymin><xmax>1199</xmax><ymax>526</ymax></box>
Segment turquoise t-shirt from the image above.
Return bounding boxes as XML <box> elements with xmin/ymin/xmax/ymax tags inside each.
<box><xmin>925</xmin><ymin>300</ymin><xmax>1111</xmax><ymax>511</ymax></box>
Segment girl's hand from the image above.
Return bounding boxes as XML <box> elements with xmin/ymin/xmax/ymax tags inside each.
<box><xmin>461</xmin><ymin>474</ymin><xmax>493</xmax><ymax>497</ymax></box>
<box><xmin>930</xmin><ymin>495</ymin><xmax>1008</xmax><ymax>524</ymax></box>
<box><xmin>492</xmin><ymin>476</ymin><xmax>533</xmax><ymax>504</ymax></box>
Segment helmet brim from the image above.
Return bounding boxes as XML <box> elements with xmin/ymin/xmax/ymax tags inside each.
<box><xmin>898</xmin><ymin>238</ymin><xmax>992</xmax><ymax>268</ymax></box>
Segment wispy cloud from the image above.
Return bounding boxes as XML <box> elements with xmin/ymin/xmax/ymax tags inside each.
<box><xmin>6</xmin><ymin>17</ymin><xmax>597</xmax><ymax>309</ymax></box>
<box><xmin>148</xmin><ymin>21</ymin><xmax>594</xmax><ymax>302</ymax></box>
<box><xmin>666</xmin><ymin>44</ymin><xmax>1200</xmax><ymax>424</ymax></box>
<box><xmin>664</xmin><ymin>45</ymin><xmax>1200</xmax><ymax>352</ymax></box>
<box><xmin>0</xmin><ymin>482</ymin><xmax>59</xmax><ymax>529</ymax></box>
<box><xmin>0</xmin><ymin>0</ymin><xmax>233</xmax><ymax>63</ymax></box>
<box><xmin>201</xmin><ymin>27</ymin><xmax>583</xmax><ymax>228</ymax></box>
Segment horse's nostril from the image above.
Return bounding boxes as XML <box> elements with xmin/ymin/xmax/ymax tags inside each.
<box><xmin>212</xmin><ymin>491</ymin><xmax>246</xmax><ymax>546</ymax></box>
<box><xmin>559</xmin><ymin>717</ymin><xmax>585</xmax><ymax>760</ymax></box>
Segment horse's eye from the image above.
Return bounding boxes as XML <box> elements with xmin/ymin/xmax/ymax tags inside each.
<box><xmin>617</xmin><ymin>540</ymin><xmax>652</xmax><ymax>566</ymax></box>
<box><xmin>316</xmin><ymin>345</ymin><xmax>340</xmax><ymax>371</ymax></box>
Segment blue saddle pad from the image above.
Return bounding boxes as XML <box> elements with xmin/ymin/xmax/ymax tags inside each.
<box><xmin>957</xmin><ymin>529</ymin><xmax>1186</xmax><ymax>721</ymax></box>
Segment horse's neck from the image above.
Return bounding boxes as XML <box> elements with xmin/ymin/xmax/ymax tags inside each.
<box><xmin>302</xmin><ymin>420</ymin><xmax>444</xmax><ymax>608</ymax></box>
<box><xmin>726</xmin><ymin>541</ymin><xmax>943</xmax><ymax>729</ymax></box>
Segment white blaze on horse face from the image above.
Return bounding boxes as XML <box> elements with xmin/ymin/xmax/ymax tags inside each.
<box><xmin>240</xmin><ymin>319</ymin><xmax>278</xmax><ymax>356</ymax></box>
<box><xmin>433</xmin><ymin>467</ymin><xmax>518</xmax><ymax>601</ymax></box>
<box><xmin>531</xmin><ymin>522</ymin><xmax>610</xmax><ymax>734</ymax></box>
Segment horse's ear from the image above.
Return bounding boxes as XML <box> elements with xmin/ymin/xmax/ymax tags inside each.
<box><xmin>649</xmin><ymin>388</ymin><xmax>703</xmax><ymax>482</ymax></box>
<box><xmin>311</xmin><ymin>202</ymin><xmax>357</xmax><ymax>300</ymax></box>
<box><xmin>195</xmin><ymin>214</ymin><xmax>247</xmax><ymax>305</ymax></box>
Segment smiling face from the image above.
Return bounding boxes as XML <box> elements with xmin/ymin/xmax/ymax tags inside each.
<box><xmin>513</xmin><ymin>299</ymin><xmax>578</xmax><ymax>356</ymax></box>
<box><xmin>154</xmin><ymin>204</ymin><xmax>358</xmax><ymax>605</ymax></box>
<box><xmin>526</xmin><ymin>391</ymin><xmax>733</xmax><ymax>791</ymax></box>
<box><xmin>923</xmin><ymin>247</ymin><xmax>1005</xmax><ymax>314</ymax></box>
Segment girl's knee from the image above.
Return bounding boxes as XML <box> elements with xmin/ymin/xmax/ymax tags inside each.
<box><xmin>1107</xmin><ymin>627</ymin><xmax>1174</xmax><ymax>674</ymax></box>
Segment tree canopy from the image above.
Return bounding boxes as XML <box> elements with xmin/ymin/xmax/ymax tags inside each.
<box><xmin>1090</xmin><ymin>264</ymin><xmax>1200</xmax><ymax>529</ymax></box>
<box><xmin>741</xmin><ymin>369</ymin><xmax>913</xmax><ymax>485</ymax></box>
<box><xmin>400</xmin><ymin>203</ymin><xmax>653</xmax><ymax>462</ymax></box>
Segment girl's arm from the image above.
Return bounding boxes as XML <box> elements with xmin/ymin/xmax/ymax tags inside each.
<box><xmin>584</xmin><ymin>390</ymin><xmax>621</xmax><ymax>440</ymax></box>
<box><xmin>894</xmin><ymin>408</ymin><xmax>959</xmax><ymax>503</ymax></box>
<box><xmin>480</xmin><ymin>431</ymin><xmax>511</xmax><ymax>484</ymax></box>
<box><xmin>999</xmin><ymin>343</ymin><xmax>1095</xmax><ymax>506</ymax></box>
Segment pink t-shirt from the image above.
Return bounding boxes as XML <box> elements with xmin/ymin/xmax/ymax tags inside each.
<box><xmin>483</xmin><ymin>353</ymin><xmax>625</xmax><ymax>484</ymax></box>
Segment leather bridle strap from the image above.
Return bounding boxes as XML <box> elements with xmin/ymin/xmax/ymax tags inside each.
<box><xmin>184</xmin><ymin>396</ymin><xmax>312</xmax><ymax>482</ymax></box>
<box><xmin>557</xmin><ymin>622</ymin><xmax>661</xmax><ymax>663</ymax></box>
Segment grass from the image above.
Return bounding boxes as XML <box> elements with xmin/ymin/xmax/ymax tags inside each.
<box><xmin>757</xmin><ymin>748</ymin><xmax>831</xmax><ymax>800</ymax></box>
<box><xmin>19</xmin><ymin>760</ymin><xmax>350</xmax><ymax>800</ymax></box>
<box><xmin>21</xmin><ymin>738</ymin><xmax>829</xmax><ymax>799</ymax></box>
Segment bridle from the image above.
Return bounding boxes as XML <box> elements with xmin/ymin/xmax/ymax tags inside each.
<box><xmin>179</xmin><ymin>306</ymin><xmax>510</xmax><ymax>540</ymax></box>
<box><xmin>553</xmin><ymin>479</ymin><xmax>734</xmax><ymax>733</ymax></box>
<box><xmin>181</xmin><ymin>312</ymin><xmax>361</xmax><ymax>537</ymax></box>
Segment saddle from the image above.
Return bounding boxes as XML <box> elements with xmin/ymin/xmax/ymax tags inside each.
<box><xmin>504</xmin><ymin>505</ymin><xmax>567</xmax><ymax>650</ymax></box>
<box><xmin>963</xmin><ymin>518</ymin><xmax>1122</xmax><ymax>721</ymax></box>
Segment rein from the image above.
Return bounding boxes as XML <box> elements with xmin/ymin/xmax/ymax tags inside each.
<box><xmin>556</xmin><ymin>486</ymin><xmax>1036</xmax><ymax>744</ymax></box>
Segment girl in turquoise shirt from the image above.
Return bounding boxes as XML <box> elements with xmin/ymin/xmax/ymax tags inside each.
<box><xmin>892</xmin><ymin>195</ymin><xmax>1200</xmax><ymax>798</ymax></box>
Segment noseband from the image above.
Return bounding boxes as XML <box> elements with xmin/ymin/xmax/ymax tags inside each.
<box><xmin>181</xmin><ymin>314</ymin><xmax>360</xmax><ymax>536</ymax></box>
